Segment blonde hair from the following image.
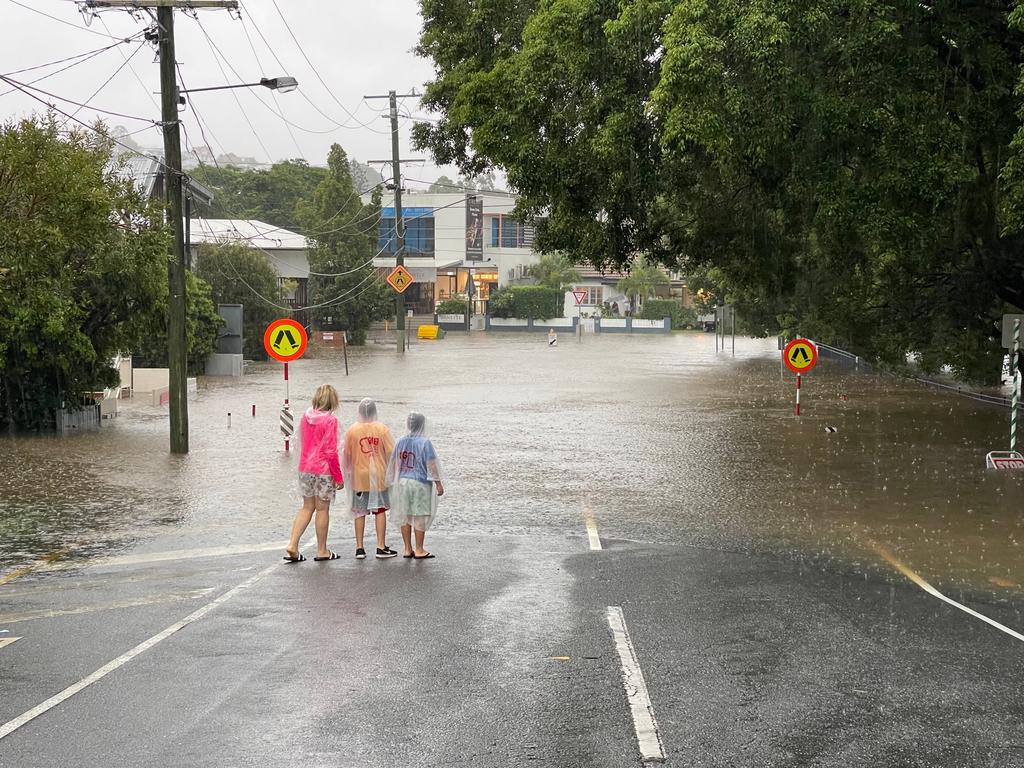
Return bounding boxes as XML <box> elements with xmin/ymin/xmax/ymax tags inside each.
<box><xmin>311</xmin><ymin>384</ymin><xmax>339</xmax><ymax>412</ymax></box>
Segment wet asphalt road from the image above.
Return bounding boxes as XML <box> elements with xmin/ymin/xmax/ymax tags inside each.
<box><xmin>1</xmin><ymin>333</ymin><xmax>1022</xmax><ymax>765</ymax></box>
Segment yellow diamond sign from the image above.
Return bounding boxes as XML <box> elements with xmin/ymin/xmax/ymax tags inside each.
<box><xmin>386</xmin><ymin>265</ymin><xmax>414</xmax><ymax>294</ymax></box>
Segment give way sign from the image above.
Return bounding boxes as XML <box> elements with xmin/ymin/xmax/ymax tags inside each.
<box><xmin>573</xmin><ymin>290</ymin><xmax>589</xmax><ymax>306</ymax></box>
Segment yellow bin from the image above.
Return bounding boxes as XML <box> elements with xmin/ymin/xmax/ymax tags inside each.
<box><xmin>418</xmin><ymin>325</ymin><xmax>441</xmax><ymax>340</ymax></box>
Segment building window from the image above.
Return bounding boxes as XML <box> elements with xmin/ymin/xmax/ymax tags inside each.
<box><xmin>490</xmin><ymin>215</ymin><xmax>528</xmax><ymax>248</ymax></box>
<box><xmin>574</xmin><ymin>286</ymin><xmax>602</xmax><ymax>305</ymax></box>
<box><xmin>378</xmin><ymin>210</ymin><xmax>435</xmax><ymax>256</ymax></box>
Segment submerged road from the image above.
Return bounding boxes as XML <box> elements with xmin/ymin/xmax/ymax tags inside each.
<box><xmin>1</xmin><ymin>334</ymin><xmax>1022</xmax><ymax>765</ymax></box>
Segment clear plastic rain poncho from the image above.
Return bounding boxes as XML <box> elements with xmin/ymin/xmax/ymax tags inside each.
<box><xmin>386</xmin><ymin>412</ymin><xmax>444</xmax><ymax>532</ymax></box>
<box><xmin>341</xmin><ymin>398</ymin><xmax>395</xmax><ymax>517</ymax></box>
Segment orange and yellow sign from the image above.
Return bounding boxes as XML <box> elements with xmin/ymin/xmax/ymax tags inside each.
<box><xmin>386</xmin><ymin>265</ymin><xmax>414</xmax><ymax>294</ymax></box>
<box><xmin>263</xmin><ymin>318</ymin><xmax>308</xmax><ymax>363</ymax></box>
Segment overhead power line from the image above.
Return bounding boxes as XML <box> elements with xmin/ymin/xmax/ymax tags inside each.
<box><xmin>7</xmin><ymin>0</ymin><xmax>131</xmax><ymax>40</ymax></box>
<box><xmin>267</xmin><ymin>0</ymin><xmax>391</xmax><ymax>134</ymax></box>
<box><xmin>0</xmin><ymin>74</ymin><xmax>161</xmax><ymax>125</ymax></box>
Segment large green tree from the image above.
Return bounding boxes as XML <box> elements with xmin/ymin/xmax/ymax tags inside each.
<box><xmin>189</xmin><ymin>160</ymin><xmax>328</xmax><ymax>233</ymax></box>
<box><xmin>0</xmin><ymin>116</ymin><xmax>169</xmax><ymax>431</ymax></box>
<box><xmin>415</xmin><ymin>0</ymin><xmax>1024</xmax><ymax>382</ymax></box>
<box><xmin>298</xmin><ymin>145</ymin><xmax>392</xmax><ymax>344</ymax></box>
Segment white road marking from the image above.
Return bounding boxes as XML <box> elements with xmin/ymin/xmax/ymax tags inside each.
<box><xmin>873</xmin><ymin>542</ymin><xmax>1024</xmax><ymax>643</ymax></box>
<box><xmin>585</xmin><ymin>516</ymin><xmax>602</xmax><ymax>551</ymax></box>
<box><xmin>0</xmin><ymin>637</ymin><xmax>21</xmax><ymax>650</ymax></box>
<box><xmin>606</xmin><ymin>606</ymin><xmax>665</xmax><ymax>762</ymax></box>
<box><xmin>66</xmin><ymin>541</ymin><xmax>291</xmax><ymax>569</ymax></box>
<box><xmin>0</xmin><ymin>561</ymin><xmax>279</xmax><ymax>741</ymax></box>
<box><xmin>0</xmin><ymin>588</ymin><xmax>216</xmax><ymax>625</ymax></box>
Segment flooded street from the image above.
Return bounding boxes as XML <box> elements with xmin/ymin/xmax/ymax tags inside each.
<box><xmin>2</xmin><ymin>332</ymin><xmax>1020</xmax><ymax>595</ymax></box>
<box><xmin>4</xmin><ymin>331</ymin><xmax>1023</xmax><ymax>768</ymax></box>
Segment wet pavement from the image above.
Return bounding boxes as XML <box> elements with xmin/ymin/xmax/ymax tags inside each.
<box><xmin>1</xmin><ymin>332</ymin><xmax>1022</xmax><ymax>765</ymax></box>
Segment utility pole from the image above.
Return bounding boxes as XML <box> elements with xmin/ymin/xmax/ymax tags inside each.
<box><xmin>85</xmin><ymin>1</ymin><xmax>237</xmax><ymax>453</ymax></box>
<box><xmin>366</xmin><ymin>89</ymin><xmax>419</xmax><ymax>354</ymax></box>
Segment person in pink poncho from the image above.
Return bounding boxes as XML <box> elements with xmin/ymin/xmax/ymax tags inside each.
<box><xmin>284</xmin><ymin>384</ymin><xmax>344</xmax><ymax>563</ymax></box>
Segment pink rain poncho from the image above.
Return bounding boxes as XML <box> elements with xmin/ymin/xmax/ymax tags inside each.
<box><xmin>386</xmin><ymin>412</ymin><xmax>444</xmax><ymax>532</ymax></box>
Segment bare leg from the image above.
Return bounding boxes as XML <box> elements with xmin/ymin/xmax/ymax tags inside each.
<box><xmin>375</xmin><ymin>511</ymin><xmax>387</xmax><ymax>549</ymax></box>
<box><xmin>314</xmin><ymin>499</ymin><xmax>331</xmax><ymax>558</ymax></box>
<box><xmin>286</xmin><ymin>497</ymin><xmax>316</xmax><ymax>558</ymax></box>
<box><xmin>400</xmin><ymin>524</ymin><xmax>413</xmax><ymax>557</ymax></box>
<box><xmin>355</xmin><ymin>515</ymin><xmax>366</xmax><ymax>550</ymax></box>
<box><xmin>414</xmin><ymin>526</ymin><xmax>428</xmax><ymax>557</ymax></box>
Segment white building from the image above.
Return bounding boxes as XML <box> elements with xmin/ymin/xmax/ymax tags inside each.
<box><xmin>363</xmin><ymin>190</ymin><xmax>543</xmax><ymax>315</ymax></box>
<box><xmin>187</xmin><ymin>218</ymin><xmax>311</xmax><ymax>309</ymax></box>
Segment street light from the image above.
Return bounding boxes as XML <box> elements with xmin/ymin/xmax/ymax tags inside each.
<box><xmin>178</xmin><ymin>76</ymin><xmax>299</xmax><ymax>95</ymax></box>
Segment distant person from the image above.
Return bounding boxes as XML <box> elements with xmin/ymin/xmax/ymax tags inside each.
<box><xmin>611</xmin><ymin>301</ymin><xmax>619</xmax><ymax>316</ymax></box>
<box><xmin>388</xmin><ymin>412</ymin><xmax>444</xmax><ymax>559</ymax></box>
<box><xmin>284</xmin><ymin>384</ymin><xmax>344</xmax><ymax>563</ymax></box>
<box><xmin>548</xmin><ymin>328</ymin><xmax>558</xmax><ymax>346</ymax></box>
<box><xmin>343</xmin><ymin>398</ymin><xmax>396</xmax><ymax>559</ymax></box>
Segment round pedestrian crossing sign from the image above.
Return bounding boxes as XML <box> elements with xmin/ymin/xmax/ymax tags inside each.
<box><xmin>783</xmin><ymin>338</ymin><xmax>818</xmax><ymax>374</ymax></box>
<box><xmin>263</xmin><ymin>318</ymin><xmax>308</xmax><ymax>363</ymax></box>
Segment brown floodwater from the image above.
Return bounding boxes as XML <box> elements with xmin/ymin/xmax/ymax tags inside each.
<box><xmin>1</xmin><ymin>333</ymin><xmax>1020</xmax><ymax>597</ymax></box>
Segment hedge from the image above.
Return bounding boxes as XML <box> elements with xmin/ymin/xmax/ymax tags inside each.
<box><xmin>508</xmin><ymin>285</ymin><xmax>563</xmax><ymax>320</ymax></box>
<box><xmin>640</xmin><ymin>299</ymin><xmax>698</xmax><ymax>329</ymax></box>
<box><xmin>436</xmin><ymin>297</ymin><xmax>470</xmax><ymax>315</ymax></box>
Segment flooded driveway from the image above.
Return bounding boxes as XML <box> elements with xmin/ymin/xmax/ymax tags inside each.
<box><xmin>1</xmin><ymin>332</ymin><xmax>1020</xmax><ymax>595</ymax></box>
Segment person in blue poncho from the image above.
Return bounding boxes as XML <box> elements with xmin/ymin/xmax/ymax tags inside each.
<box><xmin>387</xmin><ymin>412</ymin><xmax>445</xmax><ymax>560</ymax></box>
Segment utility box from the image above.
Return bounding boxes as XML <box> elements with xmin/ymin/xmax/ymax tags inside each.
<box><xmin>217</xmin><ymin>304</ymin><xmax>243</xmax><ymax>355</ymax></box>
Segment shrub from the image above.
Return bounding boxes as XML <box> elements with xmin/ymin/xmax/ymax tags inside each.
<box><xmin>509</xmin><ymin>285</ymin><xmax>563</xmax><ymax>320</ymax></box>
<box><xmin>640</xmin><ymin>299</ymin><xmax>698</xmax><ymax>329</ymax></box>
<box><xmin>487</xmin><ymin>287</ymin><xmax>515</xmax><ymax>318</ymax></box>
<box><xmin>436</xmin><ymin>297</ymin><xmax>469</xmax><ymax>315</ymax></box>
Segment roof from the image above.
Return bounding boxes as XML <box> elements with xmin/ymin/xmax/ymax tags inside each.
<box><xmin>110</xmin><ymin>152</ymin><xmax>215</xmax><ymax>205</ymax></box>
<box><xmin>188</xmin><ymin>219</ymin><xmax>308</xmax><ymax>250</ymax></box>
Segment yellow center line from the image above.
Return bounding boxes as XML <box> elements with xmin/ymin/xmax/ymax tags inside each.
<box><xmin>870</xmin><ymin>539</ymin><xmax>1024</xmax><ymax>644</ymax></box>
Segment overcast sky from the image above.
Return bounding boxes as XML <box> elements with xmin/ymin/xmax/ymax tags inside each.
<box><xmin>2</xmin><ymin>0</ymin><xmax>458</xmax><ymax>189</ymax></box>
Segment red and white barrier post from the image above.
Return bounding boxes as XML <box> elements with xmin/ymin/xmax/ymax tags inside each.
<box><xmin>795</xmin><ymin>373</ymin><xmax>801</xmax><ymax>417</ymax></box>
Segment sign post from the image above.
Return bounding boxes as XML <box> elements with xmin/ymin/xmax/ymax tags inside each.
<box><xmin>573</xmin><ymin>289</ymin><xmax>588</xmax><ymax>343</ymax></box>
<box><xmin>1012</xmin><ymin>319</ymin><xmax>1021</xmax><ymax>453</ymax></box>
<box><xmin>783</xmin><ymin>338</ymin><xmax>818</xmax><ymax>416</ymax></box>
<box><xmin>263</xmin><ymin>318</ymin><xmax>308</xmax><ymax>452</ymax></box>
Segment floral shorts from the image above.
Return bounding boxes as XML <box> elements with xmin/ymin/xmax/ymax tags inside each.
<box><xmin>298</xmin><ymin>472</ymin><xmax>336</xmax><ymax>503</ymax></box>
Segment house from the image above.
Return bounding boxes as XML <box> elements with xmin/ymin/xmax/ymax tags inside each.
<box><xmin>563</xmin><ymin>264</ymin><xmax>691</xmax><ymax>318</ymax></box>
<box><xmin>187</xmin><ymin>218</ymin><xmax>311</xmax><ymax>311</ymax></box>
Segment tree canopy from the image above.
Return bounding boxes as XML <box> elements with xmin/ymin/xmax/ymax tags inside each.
<box><xmin>0</xmin><ymin>116</ymin><xmax>169</xmax><ymax>430</ymax></box>
<box><xmin>299</xmin><ymin>144</ymin><xmax>392</xmax><ymax>344</ymax></box>
<box><xmin>414</xmin><ymin>0</ymin><xmax>1024</xmax><ymax>382</ymax></box>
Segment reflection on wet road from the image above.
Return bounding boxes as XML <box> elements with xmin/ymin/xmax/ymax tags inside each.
<box><xmin>1</xmin><ymin>333</ymin><xmax>1021</xmax><ymax>595</ymax></box>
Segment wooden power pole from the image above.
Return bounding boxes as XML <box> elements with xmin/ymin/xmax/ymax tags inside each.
<box><xmin>85</xmin><ymin>0</ymin><xmax>237</xmax><ymax>453</ymax></box>
<box><xmin>366</xmin><ymin>89</ymin><xmax>419</xmax><ymax>354</ymax></box>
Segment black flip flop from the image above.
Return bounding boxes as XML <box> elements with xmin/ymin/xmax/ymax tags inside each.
<box><xmin>313</xmin><ymin>551</ymin><xmax>341</xmax><ymax>561</ymax></box>
<box><xmin>402</xmin><ymin>553</ymin><xmax>414</xmax><ymax>559</ymax></box>
<box><xmin>283</xmin><ymin>553</ymin><xmax>306</xmax><ymax>563</ymax></box>
<box><xmin>413</xmin><ymin>553</ymin><xmax>435</xmax><ymax>560</ymax></box>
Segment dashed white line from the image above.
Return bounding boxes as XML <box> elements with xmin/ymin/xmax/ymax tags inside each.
<box><xmin>606</xmin><ymin>606</ymin><xmax>665</xmax><ymax>762</ymax></box>
<box><xmin>0</xmin><ymin>561</ymin><xmax>279</xmax><ymax>741</ymax></box>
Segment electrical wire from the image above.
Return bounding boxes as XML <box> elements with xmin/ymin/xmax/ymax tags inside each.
<box><xmin>98</xmin><ymin>16</ymin><xmax>160</xmax><ymax>113</ymax></box>
<box><xmin>190</xmin><ymin>19</ymin><xmax>272</xmax><ymax>162</ymax></box>
<box><xmin>8</xmin><ymin>0</ymin><xmax>130</xmax><ymax>40</ymax></box>
<box><xmin>0</xmin><ymin>75</ymin><xmax>178</xmax><ymax>178</ymax></box>
<box><xmin>192</xmin><ymin>14</ymin><xmax>350</xmax><ymax>137</ymax></box>
<box><xmin>0</xmin><ymin>32</ymin><xmax>145</xmax><ymax>98</ymax></box>
<box><xmin>238</xmin><ymin>13</ymin><xmax>305</xmax><ymax>161</ymax></box>
<box><xmin>61</xmin><ymin>40</ymin><xmax>147</xmax><ymax>128</ymax></box>
<box><xmin>1</xmin><ymin>34</ymin><xmax>141</xmax><ymax>78</ymax></box>
<box><xmin>267</xmin><ymin>0</ymin><xmax>391</xmax><ymax>134</ymax></box>
<box><xmin>0</xmin><ymin>74</ymin><xmax>161</xmax><ymax>125</ymax></box>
